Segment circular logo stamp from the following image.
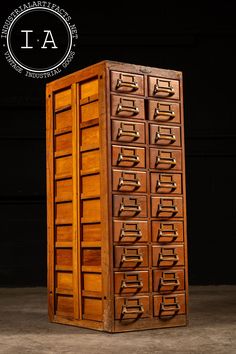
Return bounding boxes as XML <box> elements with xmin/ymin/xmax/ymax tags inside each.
<box><xmin>1</xmin><ymin>2</ymin><xmax>78</xmax><ymax>78</ymax></box>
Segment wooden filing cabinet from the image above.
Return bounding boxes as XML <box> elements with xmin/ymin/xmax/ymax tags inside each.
<box><xmin>46</xmin><ymin>60</ymin><xmax>188</xmax><ymax>332</ymax></box>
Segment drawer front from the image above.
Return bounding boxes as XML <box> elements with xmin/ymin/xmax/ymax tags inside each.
<box><xmin>150</xmin><ymin>172</ymin><xmax>182</xmax><ymax>194</ymax></box>
<box><xmin>111</xmin><ymin>95</ymin><xmax>145</xmax><ymax>119</ymax></box>
<box><xmin>111</xmin><ymin>71</ymin><xmax>144</xmax><ymax>96</ymax></box>
<box><xmin>153</xmin><ymin>269</ymin><xmax>185</xmax><ymax>293</ymax></box>
<box><xmin>152</xmin><ymin>245</ymin><xmax>185</xmax><ymax>268</ymax></box>
<box><xmin>149</xmin><ymin>124</ymin><xmax>181</xmax><ymax>147</ymax></box>
<box><xmin>111</xmin><ymin>120</ymin><xmax>145</xmax><ymax>144</ymax></box>
<box><xmin>148</xmin><ymin>100</ymin><xmax>180</xmax><ymax>124</ymax></box>
<box><xmin>152</xmin><ymin>221</ymin><xmax>184</xmax><ymax>243</ymax></box>
<box><xmin>113</xmin><ymin>169</ymin><xmax>147</xmax><ymax>193</ymax></box>
<box><xmin>148</xmin><ymin>77</ymin><xmax>179</xmax><ymax>100</ymax></box>
<box><xmin>153</xmin><ymin>293</ymin><xmax>186</xmax><ymax>317</ymax></box>
<box><xmin>113</xmin><ymin>220</ymin><xmax>149</xmax><ymax>243</ymax></box>
<box><xmin>112</xmin><ymin>145</ymin><xmax>145</xmax><ymax>168</ymax></box>
<box><xmin>151</xmin><ymin>196</ymin><xmax>183</xmax><ymax>218</ymax></box>
<box><xmin>114</xmin><ymin>245</ymin><xmax>148</xmax><ymax>269</ymax></box>
<box><xmin>113</xmin><ymin>195</ymin><xmax>147</xmax><ymax>217</ymax></box>
<box><xmin>115</xmin><ymin>295</ymin><xmax>150</xmax><ymax>320</ymax></box>
<box><xmin>150</xmin><ymin>148</ymin><xmax>182</xmax><ymax>171</ymax></box>
<box><xmin>114</xmin><ymin>271</ymin><xmax>149</xmax><ymax>294</ymax></box>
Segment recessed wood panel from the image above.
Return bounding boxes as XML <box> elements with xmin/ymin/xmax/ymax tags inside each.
<box><xmin>55</xmin><ymin>179</ymin><xmax>72</xmax><ymax>202</ymax></box>
<box><xmin>55</xmin><ymin>156</ymin><xmax>72</xmax><ymax>177</ymax></box>
<box><xmin>83</xmin><ymin>298</ymin><xmax>102</xmax><ymax>321</ymax></box>
<box><xmin>54</xmin><ymin>109</ymin><xmax>72</xmax><ymax>131</ymax></box>
<box><xmin>80</xmin><ymin>78</ymin><xmax>98</xmax><ymax>99</ymax></box>
<box><xmin>55</xmin><ymin>132</ymin><xmax>72</xmax><ymax>154</ymax></box>
<box><xmin>55</xmin><ymin>248</ymin><xmax>73</xmax><ymax>268</ymax></box>
<box><xmin>80</xmin><ymin>101</ymin><xmax>99</xmax><ymax>122</ymax></box>
<box><xmin>55</xmin><ymin>225</ymin><xmax>73</xmax><ymax>242</ymax></box>
<box><xmin>55</xmin><ymin>202</ymin><xmax>73</xmax><ymax>224</ymax></box>
<box><xmin>82</xmin><ymin>249</ymin><xmax>101</xmax><ymax>266</ymax></box>
<box><xmin>81</xmin><ymin>125</ymin><xmax>99</xmax><ymax>150</ymax></box>
<box><xmin>81</xmin><ymin>150</ymin><xmax>100</xmax><ymax>172</ymax></box>
<box><xmin>81</xmin><ymin>173</ymin><xmax>100</xmax><ymax>197</ymax></box>
<box><xmin>83</xmin><ymin>273</ymin><xmax>102</xmax><ymax>292</ymax></box>
<box><xmin>82</xmin><ymin>223</ymin><xmax>101</xmax><ymax>242</ymax></box>
<box><xmin>54</xmin><ymin>89</ymin><xmax>71</xmax><ymax>110</ymax></box>
<box><xmin>82</xmin><ymin>198</ymin><xmax>100</xmax><ymax>221</ymax></box>
<box><xmin>56</xmin><ymin>272</ymin><xmax>73</xmax><ymax>290</ymax></box>
<box><xmin>56</xmin><ymin>295</ymin><xmax>74</xmax><ymax>317</ymax></box>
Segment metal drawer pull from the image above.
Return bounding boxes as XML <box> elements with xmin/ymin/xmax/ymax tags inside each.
<box><xmin>121</xmin><ymin>254</ymin><xmax>143</xmax><ymax>263</ymax></box>
<box><xmin>160</xmin><ymin>301</ymin><xmax>180</xmax><ymax>313</ymax></box>
<box><xmin>121</xmin><ymin>304</ymin><xmax>144</xmax><ymax>315</ymax></box>
<box><xmin>154</xmin><ymin>108</ymin><xmax>175</xmax><ymax>120</ymax></box>
<box><xmin>120</xmin><ymin>223</ymin><xmax>142</xmax><ymax>239</ymax></box>
<box><xmin>153</xmin><ymin>84</ymin><xmax>175</xmax><ymax>96</ymax></box>
<box><xmin>118</xmin><ymin>128</ymin><xmax>140</xmax><ymax>138</ymax></box>
<box><xmin>117</xmin><ymin>103</ymin><xmax>139</xmax><ymax>115</ymax></box>
<box><xmin>155</xmin><ymin>132</ymin><xmax>176</xmax><ymax>143</ymax></box>
<box><xmin>156</xmin><ymin>156</ymin><xmax>176</xmax><ymax>167</ymax></box>
<box><xmin>121</xmin><ymin>279</ymin><xmax>143</xmax><ymax>289</ymax></box>
<box><xmin>158</xmin><ymin>204</ymin><xmax>178</xmax><ymax>213</ymax></box>
<box><xmin>118</xmin><ymin>153</ymin><xmax>140</xmax><ymax>163</ymax></box>
<box><xmin>159</xmin><ymin>229</ymin><xmax>178</xmax><ymax>238</ymax></box>
<box><xmin>160</xmin><ymin>272</ymin><xmax>180</xmax><ymax>287</ymax></box>
<box><xmin>120</xmin><ymin>203</ymin><xmax>141</xmax><ymax>213</ymax></box>
<box><xmin>116</xmin><ymin>78</ymin><xmax>139</xmax><ymax>90</ymax></box>
<box><xmin>157</xmin><ymin>180</ymin><xmax>177</xmax><ymax>190</ymax></box>
<box><xmin>119</xmin><ymin>176</ymin><xmax>141</xmax><ymax>188</ymax></box>
<box><xmin>159</xmin><ymin>252</ymin><xmax>179</xmax><ymax>262</ymax></box>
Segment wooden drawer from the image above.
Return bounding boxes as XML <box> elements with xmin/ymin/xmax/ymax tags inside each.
<box><xmin>111</xmin><ymin>120</ymin><xmax>145</xmax><ymax>144</ymax></box>
<box><xmin>152</xmin><ymin>221</ymin><xmax>184</xmax><ymax>243</ymax></box>
<box><xmin>148</xmin><ymin>100</ymin><xmax>180</xmax><ymax>124</ymax></box>
<box><xmin>115</xmin><ymin>295</ymin><xmax>150</xmax><ymax>320</ymax></box>
<box><xmin>153</xmin><ymin>269</ymin><xmax>185</xmax><ymax>293</ymax></box>
<box><xmin>114</xmin><ymin>271</ymin><xmax>149</xmax><ymax>294</ymax></box>
<box><xmin>113</xmin><ymin>195</ymin><xmax>147</xmax><ymax>217</ymax></box>
<box><xmin>150</xmin><ymin>148</ymin><xmax>182</xmax><ymax>171</ymax></box>
<box><xmin>150</xmin><ymin>172</ymin><xmax>182</xmax><ymax>194</ymax></box>
<box><xmin>113</xmin><ymin>220</ymin><xmax>148</xmax><ymax>243</ymax></box>
<box><xmin>151</xmin><ymin>196</ymin><xmax>183</xmax><ymax>218</ymax></box>
<box><xmin>149</xmin><ymin>124</ymin><xmax>181</xmax><ymax>147</ymax></box>
<box><xmin>153</xmin><ymin>293</ymin><xmax>186</xmax><ymax>317</ymax></box>
<box><xmin>111</xmin><ymin>95</ymin><xmax>145</xmax><ymax>119</ymax></box>
<box><xmin>113</xmin><ymin>169</ymin><xmax>147</xmax><ymax>193</ymax></box>
<box><xmin>115</xmin><ymin>296</ymin><xmax>150</xmax><ymax>320</ymax></box>
<box><xmin>112</xmin><ymin>145</ymin><xmax>145</xmax><ymax>168</ymax></box>
<box><xmin>114</xmin><ymin>245</ymin><xmax>148</xmax><ymax>269</ymax></box>
<box><xmin>111</xmin><ymin>71</ymin><xmax>144</xmax><ymax>96</ymax></box>
<box><xmin>148</xmin><ymin>77</ymin><xmax>179</xmax><ymax>100</ymax></box>
<box><xmin>152</xmin><ymin>245</ymin><xmax>185</xmax><ymax>268</ymax></box>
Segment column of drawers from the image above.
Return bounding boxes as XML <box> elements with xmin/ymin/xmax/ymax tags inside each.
<box><xmin>110</xmin><ymin>70</ymin><xmax>187</xmax><ymax>323</ymax></box>
<box><xmin>148</xmin><ymin>76</ymin><xmax>186</xmax><ymax>320</ymax></box>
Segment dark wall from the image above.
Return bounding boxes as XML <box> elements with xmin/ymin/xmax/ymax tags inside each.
<box><xmin>0</xmin><ymin>1</ymin><xmax>235</xmax><ymax>286</ymax></box>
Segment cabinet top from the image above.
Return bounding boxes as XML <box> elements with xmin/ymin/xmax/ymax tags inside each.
<box><xmin>46</xmin><ymin>60</ymin><xmax>182</xmax><ymax>91</ymax></box>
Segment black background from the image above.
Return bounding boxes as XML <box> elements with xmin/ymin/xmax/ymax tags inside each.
<box><xmin>0</xmin><ymin>0</ymin><xmax>236</xmax><ymax>286</ymax></box>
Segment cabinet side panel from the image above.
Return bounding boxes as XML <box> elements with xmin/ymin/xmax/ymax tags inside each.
<box><xmin>47</xmin><ymin>85</ymin><xmax>75</xmax><ymax>320</ymax></box>
<box><xmin>79</xmin><ymin>76</ymin><xmax>103</xmax><ymax>323</ymax></box>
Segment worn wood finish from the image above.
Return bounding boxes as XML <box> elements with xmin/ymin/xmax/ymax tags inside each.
<box><xmin>46</xmin><ymin>60</ymin><xmax>188</xmax><ymax>332</ymax></box>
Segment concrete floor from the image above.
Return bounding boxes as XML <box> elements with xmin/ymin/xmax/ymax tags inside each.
<box><xmin>0</xmin><ymin>286</ymin><xmax>235</xmax><ymax>354</ymax></box>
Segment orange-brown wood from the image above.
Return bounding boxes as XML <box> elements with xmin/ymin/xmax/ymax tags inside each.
<box><xmin>46</xmin><ymin>60</ymin><xmax>188</xmax><ymax>332</ymax></box>
<box><xmin>111</xmin><ymin>95</ymin><xmax>145</xmax><ymax>119</ymax></box>
<box><xmin>111</xmin><ymin>120</ymin><xmax>145</xmax><ymax>144</ymax></box>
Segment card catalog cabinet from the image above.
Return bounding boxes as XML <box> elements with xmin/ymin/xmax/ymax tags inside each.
<box><xmin>46</xmin><ymin>60</ymin><xmax>188</xmax><ymax>332</ymax></box>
